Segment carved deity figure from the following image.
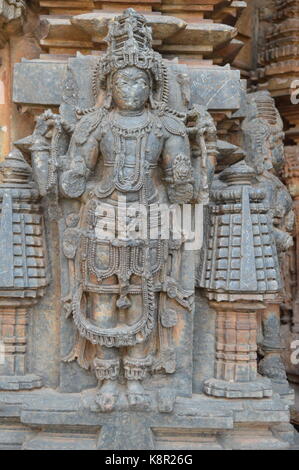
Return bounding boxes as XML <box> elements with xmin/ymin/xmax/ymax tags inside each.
<box><xmin>242</xmin><ymin>91</ymin><xmax>294</xmax><ymax>248</ymax></box>
<box><xmin>242</xmin><ymin>91</ymin><xmax>295</xmax><ymax>385</ymax></box>
<box><xmin>25</xmin><ymin>9</ymin><xmax>212</xmax><ymax>411</ymax></box>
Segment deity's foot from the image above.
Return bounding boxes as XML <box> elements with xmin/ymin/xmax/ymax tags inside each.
<box><xmin>95</xmin><ymin>380</ymin><xmax>119</xmax><ymax>412</ymax></box>
<box><xmin>126</xmin><ymin>380</ymin><xmax>150</xmax><ymax>410</ymax></box>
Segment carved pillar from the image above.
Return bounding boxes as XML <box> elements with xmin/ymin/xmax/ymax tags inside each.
<box><xmin>201</xmin><ymin>160</ymin><xmax>283</xmax><ymax>398</ymax></box>
<box><xmin>0</xmin><ymin>148</ymin><xmax>47</xmax><ymax>390</ymax></box>
<box><xmin>282</xmin><ymin>146</ymin><xmax>299</xmax><ymax>425</ymax></box>
<box><xmin>204</xmin><ymin>307</ymin><xmax>273</xmax><ymax>399</ymax></box>
<box><xmin>0</xmin><ymin>306</ymin><xmax>26</xmax><ymax>376</ymax></box>
<box><xmin>204</xmin><ymin>302</ymin><xmax>272</xmax><ymax>398</ymax></box>
<box><xmin>214</xmin><ymin>306</ymin><xmax>258</xmax><ymax>383</ymax></box>
<box><xmin>257</xmin><ymin>0</ymin><xmax>299</xmax><ymax>101</ymax></box>
<box><xmin>0</xmin><ymin>304</ymin><xmax>42</xmax><ymax>389</ymax></box>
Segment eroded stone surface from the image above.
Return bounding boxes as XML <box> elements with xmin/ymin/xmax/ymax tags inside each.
<box><xmin>0</xmin><ymin>4</ymin><xmax>297</xmax><ymax>451</ymax></box>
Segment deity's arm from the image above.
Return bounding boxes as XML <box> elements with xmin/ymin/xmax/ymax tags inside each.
<box><xmin>29</xmin><ymin>110</ymin><xmax>60</xmax><ymax>196</ymax></box>
<box><xmin>161</xmin><ymin>126</ymin><xmax>194</xmax><ymax>204</ymax></box>
<box><xmin>60</xmin><ymin>110</ymin><xmax>102</xmax><ymax>199</ymax></box>
<box><xmin>271</xmin><ymin>176</ymin><xmax>295</xmax><ymax>252</ymax></box>
<box><xmin>28</xmin><ymin>108</ymin><xmax>103</xmax><ymax>199</ymax></box>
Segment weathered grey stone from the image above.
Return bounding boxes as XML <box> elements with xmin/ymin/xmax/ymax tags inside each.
<box><xmin>0</xmin><ymin>375</ymin><xmax>42</xmax><ymax>390</ymax></box>
<box><xmin>0</xmin><ymin>8</ymin><xmax>294</xmax><ymax>450</ymax></box>
<box><xmin>71</xmin><ymin>12</ymin><xmax>187</xmax><ymax>42</ymax></box>
<box><xmin>0</xmin><ymin>389</ymin><xmax>292</xmax><ymax>450</ymax></box>
<box><xmin>13</xmin><ymin>62</ymin><xmax>242</xmax><ymax>112</ymax></box>
<box><xmin>13</xmin><ymin>60</ymin><xmax>68</xmax><ymax>106</ymax></box>
<box><xmin>163</xmin><ymin>23</ymin><xmax>237</xmax><ymax>48</ymax></box>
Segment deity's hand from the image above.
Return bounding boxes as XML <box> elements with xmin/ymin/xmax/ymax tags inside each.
<box><xmin>168</xmin><ymin>183</ymin><xmax>194</xmax><ymax>204</ymax></box>
<box><xmin>273</xmin><ymin>228</ymin><xmax>294</xmax><ymax>253</ymax></box>
<box><xmin>31</xmin><ymin>110</ymin><xmax>72</xmax><ymax>151</ymax></box>
<box><xmin>187</xmin><ymin>105</ymin><xmax>216</xmax><ymax>142</ymax></box>
<box><xmin>60</xmin><ymin>159</ymin><xmax>89</xmax><ymax>199</ymax></box>
<box><xmin>28</xmin><ymin>110</ymin><xmax>60</xmax><ymax>196</ymax></box>
<box><xmin>31</xmin><ymin>110</ymin><xmax>58</xmax><ymax>150</ymax></box>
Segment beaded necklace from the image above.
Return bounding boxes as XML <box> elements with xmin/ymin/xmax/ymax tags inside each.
<box><xmin>109</xmin><ymin>110</ymin><xmax>154</xmax><ymax>192</ymax></box>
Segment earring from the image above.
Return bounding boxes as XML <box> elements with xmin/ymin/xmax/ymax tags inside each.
<box><xmin>104</xmin><ymin>93</ymin><xmax>112</xmax><ymax>110</ymax></box>
<box><xmin>149</xmin><ymin>93</ymin><xmax>157</xmax><ymax>109</ymax></box>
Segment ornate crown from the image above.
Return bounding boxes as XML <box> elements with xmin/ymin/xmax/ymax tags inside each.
<box><xmin>247</xmin><ymin>91</ymin><xmax>283</xmax><ymax>133</ymax></box>
<box><xmin>92</xmin><ymin>9</ymin><xmax>168</xmax><ymax>105</ymax></box>
<box><xmin>106</xmin><ymin>8</ymin><xmax>153</xmax><ymax>58</ymax></box>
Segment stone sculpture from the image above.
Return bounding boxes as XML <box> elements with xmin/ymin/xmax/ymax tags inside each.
<box><xmin>0</xmin><ymin>7</ymin><xmax>296</xmax><ymax>451</ymax></box>
<box><xmin>242</xmin><ymin>91</ymin><xmax>295</xmax><ymax>391</ymax></box>
<box><xmin>25</xmin><ymin>9</ymin><xmax>214</xmax><ymax>412</ymax></box>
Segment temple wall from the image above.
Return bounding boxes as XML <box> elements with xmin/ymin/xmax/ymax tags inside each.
<box><xmin>0</xmin><ymin>0</ymin><xmax>298</xmax><ymax>450</ymax></box>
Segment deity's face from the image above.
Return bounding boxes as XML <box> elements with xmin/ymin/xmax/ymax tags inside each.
<box><xmin>111</xmin><ymin>67</ymin><xmax>150</xmax><ymax>112</ymax></box>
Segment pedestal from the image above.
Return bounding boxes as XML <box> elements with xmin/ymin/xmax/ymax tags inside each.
<box><xmin>204</xmin><ymin>302</ymin><xmax>273</xmax><ymax>398</ymax></box>
<box><xmin>0</xmin><ymin>304</ymin><xmax>42</xmax><ymax>390</ymax></box>
<box><xmin>0</xmin><ymin>389</ymin><xmax>293</xmax><ymax>450</ymax></box>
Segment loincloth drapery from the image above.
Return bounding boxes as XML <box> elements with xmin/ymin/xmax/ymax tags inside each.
<box><xmin>71</xmin><ymin>197</ymin><xmax>170</xmax><ymax>347</ymax></box>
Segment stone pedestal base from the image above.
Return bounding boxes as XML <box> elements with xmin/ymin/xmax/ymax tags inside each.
<box><xmin>0</xmin><ymin>389</ymin><xmax>294</xmax><ymax>450</ymax></box>
<box><xmin>204</xmin><ymin>377</ymin><xmax>273</xmax><ymax>398</ymax></box>
<box><xmin>0</xmin><ymin>374</ymin><xmax>43</xmax><ymax>391</ymax></box>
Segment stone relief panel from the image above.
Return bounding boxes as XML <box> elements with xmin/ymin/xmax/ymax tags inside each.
<box><xmin>14</xmin><ymin>9</ymin><xmax>218</xmax><ymax>412</ymax></box>
<box><xmin>0</xmin><ymin>6</ymin><xmax>296</xmax><ymax>451</ymax></box>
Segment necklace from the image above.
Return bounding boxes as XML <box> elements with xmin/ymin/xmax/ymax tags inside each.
<box><xmin>117</xmin><ymin>109</ymin><xmax>145</xmax><ymax>117</ymax></box>
<box><xmin>110</xmin><ymin>109</ymin><xmax>152</xmax><ymax>136</ymax></box>
<box><xmin>109</xmin><ymin>111</ymin><xmax>153</xmax><ymax>192</ymax></box>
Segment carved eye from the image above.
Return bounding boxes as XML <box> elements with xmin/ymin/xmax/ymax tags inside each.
<box><xmin>137</xmin><ymin>78</ymin><xmax>148</xmax><ymax>87</ymax></box>
<box><xmin>116</xmin><ymin>79</ymin><xmax>127</xmax><ymax>87</ymax></box>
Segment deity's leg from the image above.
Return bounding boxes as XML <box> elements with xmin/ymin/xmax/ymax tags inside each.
<box><xmin>123</xmin><ymin>291</ymin><xmax>154</xmax><ymax>409</ymax></box>
<box><xmin>258</xmin><ymin>302</ymin><xmax>288</xmax><ymax>392</ymax></box>
<box><xmin>93</xmin><ymin>350</ymin><xmax>120</xmax><ymax>412</ymax></box>
<box><xmin>91</xmin><ymin>291</ymin><xmax>121</xmax><ymax>412</ymax></box>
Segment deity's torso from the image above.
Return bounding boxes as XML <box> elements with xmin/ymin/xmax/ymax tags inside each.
<box><xmin>77</xmin><ymin>107</ymin><xmax>187</xmax><ymax>205</ymax></box>
<box><xmin>69</xmin><ymin>109</ymin><xmax>188</xmax><ymax>346</ymax></box>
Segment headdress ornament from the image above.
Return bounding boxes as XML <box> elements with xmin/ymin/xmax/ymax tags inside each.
<box><xmin>92</xmin><ymin>9</ymin><xmax>169</xmax><ymax>105</ymax></box>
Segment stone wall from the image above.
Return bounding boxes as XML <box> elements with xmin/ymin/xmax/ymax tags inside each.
<box><xmin>0</xmin><ymin>0</ymin><xmax>298</xmax><ymax>450</ymax></box>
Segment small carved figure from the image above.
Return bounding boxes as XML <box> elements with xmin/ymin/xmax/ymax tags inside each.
<box><xmin>242</xmin><ymin>91</ymin><xmax>295</xmax><ymax>385</ymax></box>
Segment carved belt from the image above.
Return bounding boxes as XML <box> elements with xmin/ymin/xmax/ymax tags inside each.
<box><xmin>71</xmin><ymin>279</ymin><xmax>156</xmax><ymax>348</ymax></box>
<box><xmin>103</xmin><ymin>160</ymin><xmax>158</xmax><ymax>169</ymax></box>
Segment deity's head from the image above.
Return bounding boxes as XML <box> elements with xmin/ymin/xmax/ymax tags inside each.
<box><xmin>111</xmin><ymin>67</ymin><xmax>150</xmax><ymax>112</ymax></box>
<box><xmin>242</xmin><ymin>91</ymin><xmax>285</xmax><ymax>175</ymax></box>
<box><xmin>92</xmin><ymin>9</ymin><xmax>168</xmax><ymax>111</ymax></box>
